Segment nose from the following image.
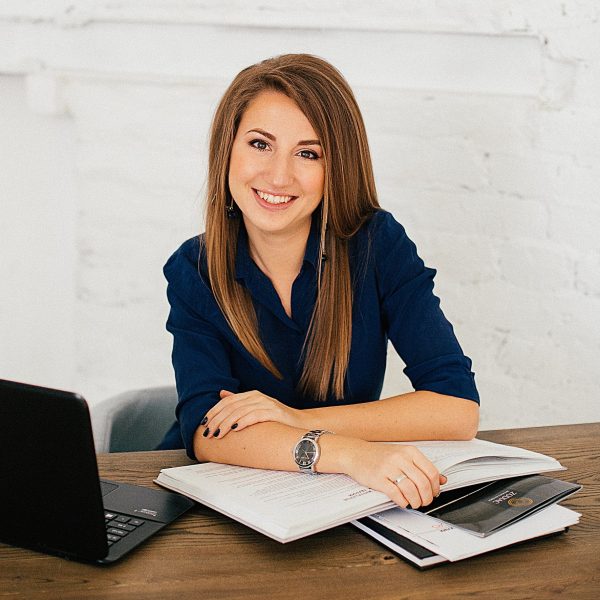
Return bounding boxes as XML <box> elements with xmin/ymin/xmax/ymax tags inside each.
<box><xmin>265</xmin><ymin>151</ymin><xmax>294</xmax><ymax>189</ymax></box>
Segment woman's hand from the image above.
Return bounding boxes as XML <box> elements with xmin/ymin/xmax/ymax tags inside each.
<box><xmin>339</xmin><ymin>440</ymin><xmax>446</xmax><ymax>509</ymax></box>
<box><xmin>201</xmin><ymin>390</ymin><xmax>308</xmax><ymax>439</ymax></box>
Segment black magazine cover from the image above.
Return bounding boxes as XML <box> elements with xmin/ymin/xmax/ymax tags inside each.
<box><xmin>421</xmin><ymin>475</ymin><xmax>581</xmax><ymax>537</ymax></box>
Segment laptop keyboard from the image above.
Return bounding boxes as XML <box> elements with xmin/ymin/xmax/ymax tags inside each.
<box><xmin>104</xmin><ymin>511</ymin><xmax>147</xmax><ymax>546</ymax></box>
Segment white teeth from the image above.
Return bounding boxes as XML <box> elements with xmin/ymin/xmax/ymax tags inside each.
<box><xmin>256</xmin><ymin>189</ymin><xmax>293</xmax><ymax>204</ymax></box>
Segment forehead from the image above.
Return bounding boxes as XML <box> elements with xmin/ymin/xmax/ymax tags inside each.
<box><xmin>238</xmin><ymin>90</ymin><xmax>318</xmax><ymax>137</ymax></box>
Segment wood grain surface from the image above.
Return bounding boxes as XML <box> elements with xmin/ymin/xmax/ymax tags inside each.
<box><xmin>1</xmin><ymin>423</ymin><xmax>599</xmax><ymax>600</ymax></box>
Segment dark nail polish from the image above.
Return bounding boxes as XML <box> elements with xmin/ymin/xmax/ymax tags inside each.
<box><xmin>200</xmin><ymin>416</ymin><xmax>208</xmax><ymax>426</ymax></box>
<box><xmin>231</xmin><ymin>423</ymin><xmax>238</xmax><ymax>430</ymax></box>
<box><xmin>214</xmin><ymin>428</ymin><xmax>221</xmax><ymax>437</ymax></box>
<box><xmin>202</xmin><ymin>428</ymin><xmax>209</xmax><ymax>438</ymax></box>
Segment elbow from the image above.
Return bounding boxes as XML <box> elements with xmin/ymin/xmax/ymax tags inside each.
<box><xmin>438</xmin><ymin>395</ymin><xmax>479</xmax><ymax>440</ymax></box>
<box><xmin>456</xmin><ymin>401</ymin><xmax>479</xmax><ymax>440</ymax></box>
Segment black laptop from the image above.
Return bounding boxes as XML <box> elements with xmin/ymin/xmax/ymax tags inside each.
<box><xmin>0</xmin><ymin>379</ymin><xmax>195</xmax><ymax>564</ymax></box>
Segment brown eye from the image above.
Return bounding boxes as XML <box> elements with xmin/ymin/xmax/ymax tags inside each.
<box><xmin>250</xmin><ymin>139</ymin><xmax>269</xmax><ymax>151</ymax></box>
<box><xmin>298</xmin><ymin>149</ymin><xmax>319</xmax><ymax>160</ymax></box>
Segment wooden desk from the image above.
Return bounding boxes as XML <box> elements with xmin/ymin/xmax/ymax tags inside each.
<box><xmin>1</xmin><ymin>423</ymin><xmax>599</xmax><ymax>599</ymax></box>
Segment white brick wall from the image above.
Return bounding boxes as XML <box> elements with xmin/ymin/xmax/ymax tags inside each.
<box><xmin>1</xmin><ymin>1</ymin><xmax>599</xmax><ymax>430</ymax></box>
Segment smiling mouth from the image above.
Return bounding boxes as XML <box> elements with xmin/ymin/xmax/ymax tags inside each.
<box><xmin>254</xmin><ymin>189</ymin><xmax>297</xmax><ymax>205</ymax></box>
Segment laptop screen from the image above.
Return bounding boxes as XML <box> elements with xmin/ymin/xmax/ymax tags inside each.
<box><xmin>0</xmin><ymin>380</ymin><xmax>109</xmax><ymax>560</ymax></box>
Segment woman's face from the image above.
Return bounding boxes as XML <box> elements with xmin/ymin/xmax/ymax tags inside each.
<box><xmin>228</xmin><ymin>90</ymin><xmax>325</xmax><ymax>241</ymax></box>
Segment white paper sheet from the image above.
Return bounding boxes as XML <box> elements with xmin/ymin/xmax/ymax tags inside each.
<box><xmin>368</xmin><ymin>504</ymin><xmax>580</xmax><ymax>561</ymax></box>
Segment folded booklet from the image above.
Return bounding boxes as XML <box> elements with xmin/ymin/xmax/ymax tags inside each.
<box><xmin>419</xmin><ymin>475</ymin><xmax>581</xmax><ymax>537</ymax></box>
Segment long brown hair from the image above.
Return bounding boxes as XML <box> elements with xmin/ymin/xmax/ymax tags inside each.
<box><xmin>205</xmin><ymin>54</ymin><xmax>379</xmax><ymax>400</ymax></box>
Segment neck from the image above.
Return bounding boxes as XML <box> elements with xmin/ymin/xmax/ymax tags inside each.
<box><xmin>246</xmin><ymin>223</ymin><xmax>310</xmax><ymax>282</ymax></box>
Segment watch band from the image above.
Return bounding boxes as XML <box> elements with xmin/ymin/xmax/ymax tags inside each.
<box><xmin>293</xmin><ymin>429</ymin><xmax>333</xmax><ymax>474</ymax></box>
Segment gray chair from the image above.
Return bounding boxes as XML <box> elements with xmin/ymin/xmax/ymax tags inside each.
<box><xmin>91</xmin><ymin>386</ymin><xmax>178</xmax><ymax>453</ymax></box>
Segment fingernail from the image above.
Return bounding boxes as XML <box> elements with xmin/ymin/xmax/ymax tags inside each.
<box><xmin>200</xmin><ymin>416</ymin><xmax>208</xmax><ymax>426</ymax></box>
<box><xmin>214</xmin><ymin>428</ymin><xmax>221</xmax><ymax>437</ymax></box>
<box><xmin>202</xmin><ymin>428</ymin><xmax>209</xmax><ymax>438</ymax></box>
<box><xmin>231</xmin><ymin>423</ymin><xmax>238</xmax><ymax>430</ymax></box>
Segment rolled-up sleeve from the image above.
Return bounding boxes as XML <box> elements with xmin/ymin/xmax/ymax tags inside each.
<box><xmin>373</xmin><ymin>212</ymin><xmax>479</xmax><ymax>403</ymax></box>
<box><xmin>164</xmin><ymin>241</ymin><xmax>240</xmax><ymax>458</ymax></box>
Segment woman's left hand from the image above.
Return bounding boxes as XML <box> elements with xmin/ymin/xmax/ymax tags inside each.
<box><xmin>201</xmin><ymin>390</ymin><xmax>308</xmax><ymax>439</ymax></box>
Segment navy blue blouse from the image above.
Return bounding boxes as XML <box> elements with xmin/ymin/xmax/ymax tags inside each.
<box><xmin>159</xmin><ymin>209</ymin><xmax>479</xmax><ymax>458</ymax></box>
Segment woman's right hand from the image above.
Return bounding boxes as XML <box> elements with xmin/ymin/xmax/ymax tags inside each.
<box><xmin>338</xmin><ymin>441</ymin><xmax>446</xmax><ymax>509</ymax></box>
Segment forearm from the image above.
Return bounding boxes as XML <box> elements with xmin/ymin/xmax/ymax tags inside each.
<box><xmin>193</xmin><ymin>420</ymin><xmax>361</xmax><ymax>474</ymax></box>
<box><xmin>193</xmin><ymin>419</ymin><xmax>448</xmax><ymax>509</ymax></box>
<box><xmin>300</xmin><ymin>391</ymin><xmax>479</xmax><ymax>442</ymax></box>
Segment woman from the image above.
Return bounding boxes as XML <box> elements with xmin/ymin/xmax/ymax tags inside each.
<box><xmin>159</xmin><ymin>54</ymin><xmax>479</xmax><ymax>510</ymax></box>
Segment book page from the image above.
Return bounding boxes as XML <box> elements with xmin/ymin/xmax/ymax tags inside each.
<box><xmin>157</xmin><ymin>463</ymin><xmax>393</xmax><ymax>541</ymax></box>
<box><xmin>399</xmin><ymin>439</ymin><xmax>564</xmax><ymax>490</ymax></box>
<box><xmin>406</xmin><ymin>439</ymin><xmax>561</xmax><ymax>472</ymax></box>
<box><xmin>192</xmin><ymin>463</ymin><xmax>379</xmax><ymax>510</ymax></box>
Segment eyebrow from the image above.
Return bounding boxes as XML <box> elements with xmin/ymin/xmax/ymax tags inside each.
<box><xmin>246</xmin><ymin>128</ymin><xmax>321</xmax><ymax>146</ymax></box>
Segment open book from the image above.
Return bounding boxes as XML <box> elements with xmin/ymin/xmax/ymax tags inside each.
<box><xmin>155</xmin><ymin>438</ymin><xmax>564</xmax><ymax>543</ymax></box>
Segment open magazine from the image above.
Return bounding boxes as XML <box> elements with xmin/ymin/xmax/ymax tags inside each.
<box><xmin>155</xmin><ymin>438</ymin><xmax>564</xmax><ymax>543</ymax></box>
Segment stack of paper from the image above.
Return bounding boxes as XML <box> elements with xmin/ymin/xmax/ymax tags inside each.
<box><xmin>353</xmin><ymin>502</ymin><xmax>580</xmax><ymax>568</ymax></box>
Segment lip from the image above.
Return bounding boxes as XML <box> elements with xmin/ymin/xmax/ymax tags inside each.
<box><xmin>252</xmin><ymin>188</ymin><xmax>298</xmax><ymax>211</ymax></box>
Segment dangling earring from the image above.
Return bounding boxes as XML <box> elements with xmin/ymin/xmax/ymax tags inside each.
<box><xmin>319</xmin><ymin>198</ymin><xmax>328</xmax><ymax>262</ymax></box>
<box><xmin>225</xmin><ymin>197</ymin><xmax>239</xmax><ymax>219</ymax></box>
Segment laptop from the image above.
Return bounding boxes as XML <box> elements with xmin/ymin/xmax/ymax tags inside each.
<box><xmin>0</xmin><ymin>379</ymin><xmax>195</xmax><ymax>564</ymax></box>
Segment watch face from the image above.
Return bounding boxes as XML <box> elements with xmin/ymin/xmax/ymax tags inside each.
<box><xmin>294</xmin><ymin>439</ymin><xmax>318</xmax><ymax>468</ymax></box>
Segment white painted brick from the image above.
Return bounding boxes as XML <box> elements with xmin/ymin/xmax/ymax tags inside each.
<box><xmin>536</xmin><ymin>107</ymin><xmax>600</xmax><ymax>161</ymax></box>
<box><xmin>494</xmin><ymin>333</ymin><xmax>573</xmax><ymax>388</ymax></box>
<box><xmin>389</xmin><ymin>190</ymin><xmax>550</xmax><ymax>241</ymax></box>
<box><xmin>2</xmin><ymin>2</ymin><xmax>600</xmax><ymax>431</ymax></box>
<box><xmin>496</xmin><ymin>240</ymin><xmax>576</xmax><ymax>293</ymax></box>
<box><xmin>2</xmin><ymin>18</ymin><xmax>547</xmax><ymax>96</ymax></box>
<box><xmin>74</xmin><ymin>303</ymin><xmax>175</xmax><ymax>403</ymax></box>
<box><xmin>575</xmin><ymin>251</ymin><xmax>600</xmax><ymax>298</ymax></box>
<box><xmin>548</xmin><ymin>203</ymin><xmax>600</xmax><ymax>254</ymax></box>
<box><xmin>475</xmin><ymin>378</ymin><xmax>525</xmax><ymax>430</ymax></box>
<box><xmin>460</xmin><ymin>282</ymin><xmax>569</xmax><ymax>340</ymax></box>
<box><xmin>485</xmin><ymin>151</ymin><xmax>571</xmax><ymax>200</ymax></box>
<box><xmin>74</xmin><ymin>139</ymin><xmax>204</xmax><ymax>192</ymax></box>
<box><xmin>62</xmin><ymin>79</ymin><xmax>221</xmax><ymax>148</ymax></box>
<box><xmin>570</xmin><ymin>61</ymin><xmax>600</xmax><ymax>108</ymax></box>
<box><xmin>372</xmin><ymin>134</ymin><xmax>488</xmax><ymax>193</ymax></box>
<box><xmin>359</xmin><ymin>89</ymin><xmax>539</xmax><ymax>155</ymax></box>
<box><xmin>412</xmin><ymin>233</ymin><xmax>499</xmax><ymax>293</ymax></box>
<box><xmin>515</xmin><ymin>379</ymin><xmax>600</xmax><ymax>426</ymax></box>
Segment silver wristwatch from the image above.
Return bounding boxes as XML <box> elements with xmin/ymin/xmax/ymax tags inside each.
<box><xmin>292</xmin><ymin>430</ymin><xmax>333</xmax><ymax>473</ymax></box>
